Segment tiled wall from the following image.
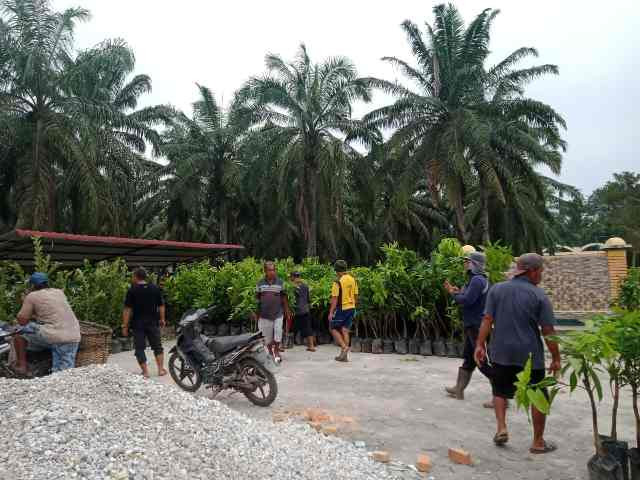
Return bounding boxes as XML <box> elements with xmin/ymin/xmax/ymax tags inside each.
<box><xmin>538</xmin><ymin>252</ymin><xmax>611</xmax><ymax>313</ymax></box>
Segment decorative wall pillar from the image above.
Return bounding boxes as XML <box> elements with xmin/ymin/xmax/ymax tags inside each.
<box><xmin>603</xmin><ymin>237</ymin><xmax>631</xmax><ymax>304</ymax></box>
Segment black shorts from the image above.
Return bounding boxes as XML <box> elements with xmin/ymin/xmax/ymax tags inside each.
<box><xmin>490</xmin><ymin>363</ymin><xmax>545</xmax><ymax>399</ymax></box>
<box><xmin>294</xmin><ymin>313</ymin><xmax>313</xmax><ymax>338</ymax></box>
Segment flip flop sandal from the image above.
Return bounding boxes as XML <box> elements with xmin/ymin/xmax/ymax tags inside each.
<box><xmin>493</xmin><ymin>431</ymin><xmax>509</xmax><ymax>445</ymax></box>
<box><xmin>530</xmin><ymin>441</ymin><xmax>557</xmax><ymax>454</ymax></box>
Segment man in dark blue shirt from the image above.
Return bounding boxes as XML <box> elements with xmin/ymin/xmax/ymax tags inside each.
<box><xmin>444</xmin><ymin>252</ymin><xmax>491</xmax><ymax>402</ymax></box>
<box><xmin>475</xmin><ymin>253</ymin><xmax>561</xmax><ymax>453</ymax></box>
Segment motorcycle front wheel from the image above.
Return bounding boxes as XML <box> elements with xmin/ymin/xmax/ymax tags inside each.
<box><xmin>238</xmin><ymin>358</ymin><xmax>278</xmax><ymax>407</ymax></box>
<box><xmin>168</xmin><ymin>352</ymin><xmax>202</xmax><ymax>392</ymax></box>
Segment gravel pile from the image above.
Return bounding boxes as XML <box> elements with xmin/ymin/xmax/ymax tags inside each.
<box><xmin>0</xmin><ymin>365</ymin><xmax>403</xmax><ymax>480</ymax></box>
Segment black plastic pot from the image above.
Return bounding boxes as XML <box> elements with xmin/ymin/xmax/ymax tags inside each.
<box><xmin>630</xmin><ymin>448</ymin><xmax>640</xmax><ymax>480</ymax></box>
<box><xmin>320</xmin><ymin>333</ymin><xmax>332</xmax><ymax>345</ymax></box>
<box><xmin>394</xmin><ymin>338</ymin><xmax>409</xmax><ymax>354</ymax></box>
<box><xmin>382</xmin><ymin>338</ymin><xmax>394</xmax><ymax>354</ymax></box>
<box><xmin>445</xmin><ymin>341</ymin><xmax>458</xmax><ymax>357</ymax></box>
<box><xmin>206</xmin><ymin>323</ymin><xmax>218</xmax><ymax>336</ymax></box>
<box><xmin>351</xmin><ymin>337</ymin><xmax>362</xmax><ymax>353</ymax></box>
<box><xmin>456</xmin><ymin>341</ymin><xmax>465</xmax><ymax>358</ymax></box>
<box><xmin>372</xmin><ymin>338</ymin><xmax>384</xmax><ymax>354</ymax></box>
<box><xmin>408</xmin><ymin>338</ymin><xmax>421</xmax><ymax>355</ymax></box>
<box><xmin>217</xmin><ymin>323</ymin><xmax>230</xmax><ymax>336</ymax></box>
<box><xmin>420</xmin><ymin>339</ymin><xmax>433</xmax><ymax>356</ymax></box>
<box><xmin>588</xmin><ymin>454</ymin><xmax>624</xmax><ymax>480</ymax></box>
<box><xmin>432</xmin><ymin>339</ymin><xmax>446</xmax><ymax>357</ymax></box>
<box><xmin>110</xmin><ymin>339</ymin><xmax>122</xmax><ymax>354</ymax></box>
<box><xmin>600</xmin><ymin>436</ymin><xmax>629</xmax><ymax>480</ymax></box>
<box><xmin>361</xmin><ymin>338</ymin><xmax>372</xmax><ymax>353</ymax></box>
<box><xmin>230</xmin><ymin>324</ymin><xmax>242</xmax><ymax>336</ymax></box>
<box><xmin>120</xmin><ymin>337</ymin><xmax>133</xmax><ymax>352</ymax></box>
<box><xmin>295</xmin><ymin>331</ymin><xmax>303</xmax><ymax>345</ymax></box>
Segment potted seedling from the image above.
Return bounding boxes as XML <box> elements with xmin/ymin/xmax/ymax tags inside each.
<box><xmin>614</xmin><ymin>311</ymin><xmax>640</xmax><ymax>480</ymax></box>
<box><xmin>518</xmin><ymin>323</ymin><xmax>622</xmax><ymax>480</ymax></box>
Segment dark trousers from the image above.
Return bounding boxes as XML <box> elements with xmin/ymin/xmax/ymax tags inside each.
<box><xmin>133</xmin><ymin>322</ymin><xmax>163</xmax><ymax>364</ymax></box>
<box><xmin>461</xmin><ymin>326</ymin><xmax>492</xmax><ymax>379</ymax></box>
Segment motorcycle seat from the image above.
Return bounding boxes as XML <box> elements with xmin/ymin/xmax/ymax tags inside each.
<box><xmin>206</xmin><ymin>333</ymin><xmax>259</xmax><ymax>354</ymax></box>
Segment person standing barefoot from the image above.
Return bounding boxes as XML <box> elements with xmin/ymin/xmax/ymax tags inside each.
<box><xmin>122</xmin><ymin>267</ymin><xmax>167</xmax><ymax>379</ymax></box>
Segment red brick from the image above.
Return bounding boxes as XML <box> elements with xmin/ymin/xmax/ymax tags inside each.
<box><xmin>448</xmin><ymin>448</ymin><xmax>472</xmax><ymax>465</ymax></box>
<box><xmin>322</xmin><ymin>425</ymin><xmax>338</xmax><ymax>435</ymax></box>
<box><xmin>308</xmin><ymin>421</ymin><xmax>322</xmax><ymax>432</ymax></box>
<box><xmin>372</xmin><ymin>451</ymin><xmax>391</xmax><ymax>463</ymax></box>
<box><xmin>416</xmin><ymin>453</ymin><xmax>432</xmax><ymax>472</ymax></box>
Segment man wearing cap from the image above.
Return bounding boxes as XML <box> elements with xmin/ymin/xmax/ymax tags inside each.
<box><xmin>475</xmin><ymin>253</ymin><xmax>561</xmax><ymax>454</ymax></box>
<box><xmin>13</xmin><ymin>272</ymin><xmax>81</xmax><ymax>375</ymax></box>
<box><xmin>290</xmin><ymin>271</ymin><xmax>315</xmax><ymax>352</ymax></box>
<box><xmin>328</xmin><ymin>260</ymin><xmax>358</xmax><ymax>362</ymax></box>
<box><xmin>443</xmin><ymin>252</ymin><xmax>493</xmax><ymax>404</ymax></box>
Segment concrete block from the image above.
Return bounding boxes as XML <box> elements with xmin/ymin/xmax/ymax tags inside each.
<box><xmin>372</xmin><ymin>451</ymin><xmax>391</xmax><ymax>463</ymax></box>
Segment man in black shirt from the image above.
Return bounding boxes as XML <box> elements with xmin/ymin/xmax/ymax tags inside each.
<box><xmin>122</xmin><ymin>267</ymin><xmax>166</xmax><ymax>378</ymax></box>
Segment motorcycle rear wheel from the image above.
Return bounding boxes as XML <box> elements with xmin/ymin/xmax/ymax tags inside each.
<box><xmin>239</xmin><ymin>358</ymin><xmax>277</xmax><ymax>407</ymax></box>
<box><xmin>168</xmin><ymin>352</ymin><xmax>202</xmax><ymax>392</ymax></box>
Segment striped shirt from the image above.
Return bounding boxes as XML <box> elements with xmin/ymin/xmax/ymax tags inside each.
<box><xmin>256</xmin><ymin>277</ymin><xmax>285</xmax><ymax>320</ymax></box>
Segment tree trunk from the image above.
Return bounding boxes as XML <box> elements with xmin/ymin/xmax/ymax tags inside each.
<box><xmin>301</xmin><ymin>151</ymin><xmax>318</xmax><ymax>258</ymax></box>
<box><xmin>480</xmin><ymin>187</ymin><xmax>490</xmax><ymax>245</ymax></box>
<box><xmin>453</xmin><ymin>189</ymin><xmax>468</xmax><ymax>243</ymax></box>
<box><xmin>633</xmin><ymin>384</ymin><xmax>639</xmax><ymax>448</ymax></box>
<box><xmin>584</xmin><ymin>371</ymin><xmax>605</xmax><ymax>457</ymax></box>
<box><xmin>611</xmin><ymin>381</ymin><xmax>619</xmax><ymax>440</ymax></box>
<box><xmin>218</xmin><ymin>198</ymin><xmax>228</xmax><ymax>244</ymax></box>
<box><xmin>307</xmin><ymin>169</ymin><xmax>318</xmax><ymax>258</ymax></box>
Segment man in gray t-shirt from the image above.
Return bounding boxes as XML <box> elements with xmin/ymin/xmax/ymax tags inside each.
<box><xmin>254</xmin><ymin>261</ymin><xmax>290</xmax><ymax>363</ymax></box>
<box><xmin>475</xmin><ymin>253</ymin><xmax>561</xmax><ymax>454</ymax></box>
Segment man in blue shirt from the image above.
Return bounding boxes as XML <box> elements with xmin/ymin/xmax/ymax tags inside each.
<box><xmin>475</xmin><ymin>253</ymin><xmax>561</xmax><ymax>453</ymax></box>
<box><xmin>444</xmin><ymin>252</ymin><xmax>491</xmax><ymax>402</ymax></box>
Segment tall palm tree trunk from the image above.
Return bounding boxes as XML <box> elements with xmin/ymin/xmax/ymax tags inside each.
<box><xmin>480</xmin><ymin>186</ymin><xmax>490</xmax><ymax>245</ymax></box>
<box><xmin>305</xmin><ymin>164</ymin><xmax>319</xmax><ymax>258</ymax></box>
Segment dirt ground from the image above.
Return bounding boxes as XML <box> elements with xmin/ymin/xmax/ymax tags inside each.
<box><xmin>109</xmin><ymin>342</ymin><xmax>635</xmax><ymax>480</ymax></box>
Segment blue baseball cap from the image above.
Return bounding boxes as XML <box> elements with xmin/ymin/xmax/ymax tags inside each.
<box><xmin>29</xmin><ymin>272</ymin><xmax>49</xmax><ymax>286</ymax></box>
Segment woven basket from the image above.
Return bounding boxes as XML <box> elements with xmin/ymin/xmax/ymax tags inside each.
<box><xmin>75</xmin><ymin>321</ymin><xmax>112</xmax><ymax>367</ymax></box>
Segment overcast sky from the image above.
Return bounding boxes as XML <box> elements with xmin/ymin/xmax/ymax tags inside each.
<box><xmin>54</xmin><ymin>0</ymin><xmax>639</xmax><ymax>195</ymax></box>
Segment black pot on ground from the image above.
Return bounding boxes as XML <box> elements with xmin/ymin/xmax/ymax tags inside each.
<box><xmin>217</xmin><ymin>323</ymin><xmax>230</xmax><ymax>336</ymax></box>
<box><xmin>382</xmin><ymin>338</ymin><xmax>394</xmax><ymax>354</ymax></box>
<box><xmin>455</xmin><ymin>341</ymin><xmax>465</xmax><ymax>358</ymax></box>
<box><xmin>372</xmin><ymin>338</ymin><xmax>383</xmax><ymax>354</ymax></box>
<box><xmin>420</xmin><ymin>339</ymin><xmax>433</xmax><ymax>356</ymax></box>
<box><xmin>295</xmin><ymin>331</ymin><xmax>303</xmax><ymax>345</ymax></box>
<box><xmin>361</xmin><ymin>338</ymin><xmax>372</xmax><ymax>353</ymax></box>
<box><xmin>204</xmin><ymin>323</ymin><xmax>218</xmax><ymax>336</ymax></box>
<box><xmin>630</xmin><ymin>448</ymin><xmax>640</xmax><ymax>480</ymax></box>
<box><xmin>394</xmin><ymin>338</ymin><xmax>409</xmax><ymax>354</ymax></box>
<box><xmin>445</xmin><ymin>341</ymin><xmax>458</xmax><ymax>357</ymax></box>
<box><xmin>408</xmin><ymin>338</ymin><xmax>421</xmax><ymax>355</ymax></box>
<box><xmin>351</xmin><ymin>337</ymin><xmax>362</xmax><ymax>353</ymax></box>
<box><xmin>320</xmin><ymin>332</ymin><xmax>332</xmax><ymax>345</ymax></box>
<box><xmin>600</xmin><ymin>436</ymin><xmax>629</xmax><ymax>480</ymax></box>
<box><xmin>120</xmin><ymin>337</ymin><xmax>133</xmax><ymax>351</ymax></box>
<box><xmin>110</xmin><ymin>339</ymin><xmax>122</xmax><ymax>354</ymax></box>
<box><xmin>230</xmin><ymin>324</ymin><xmax>242</xmax><ymax>336</ymax></box>
<box><xmin>432</xmin><ymin>339</ymin><xmax>446</xmax><ymax>357</ymax></box>
<box><xmin>588</xmin><ymin>454</ymin><xmax>624</xmax><ymax>480</ymax></box>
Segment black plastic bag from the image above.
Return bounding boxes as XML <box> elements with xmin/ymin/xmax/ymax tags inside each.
<box><xmin>394</xmin><ymin>338</ymin><xmax>409</xmax><ymax>354</ymax></box>
<box><xmin>587</xmin><ymin>454</ymin><xmax>624</xmax><ymax>480</ymax></box>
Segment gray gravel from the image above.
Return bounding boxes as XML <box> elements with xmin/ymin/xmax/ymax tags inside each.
<box><xmin>0</xmin><ymin>365</ymin><xmax>407</xmax><ymax>480</ymax></box>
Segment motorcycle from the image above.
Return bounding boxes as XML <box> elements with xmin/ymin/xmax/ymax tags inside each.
<box><xmin>168</xmin><ymin>307</ymin><xmax>278</xmax><ymax>407</ymax></box>
<box><xmin>0</xmin><ymin>323</ymin><xmax>52</xmax><ymax>378</ymax></box>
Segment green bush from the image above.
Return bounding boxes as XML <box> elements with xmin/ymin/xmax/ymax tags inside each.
<box><xmin>618</xmin><ymin>267</ymin><xmax>640</xmax><ymax>310</ymax></box>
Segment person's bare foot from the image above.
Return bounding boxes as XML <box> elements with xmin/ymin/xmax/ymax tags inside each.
<box><xmin>158</xmin><ymin>368</ymin><xmax>168</xmax><ymax>376</ymax></box>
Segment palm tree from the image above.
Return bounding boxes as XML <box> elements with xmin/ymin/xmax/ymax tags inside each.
<box><xmin>160</xmin><ymin>85</ymin><xmax>247</xmax><ymax>243</ymax></box>
<box><xmin>239</xmin><ymin>44</ymin><xmax>377</xmax><ymax>257</ymax></box>
<box><xmin>363</xmin><ymin>3</ymin><xmax>566</xmax><ymax>243</ymax></box>
<box><xmin>0</xmin><ymin>0</ymin><xmax>170</xmax><ymax>232</ymax></box>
